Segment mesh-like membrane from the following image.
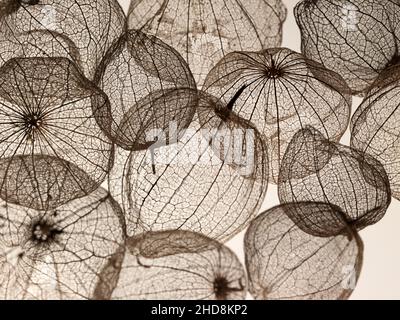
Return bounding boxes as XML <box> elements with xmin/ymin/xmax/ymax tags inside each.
<box><xmin>0</xmin><ymin>0</ymin><xmax>126</xmax><ymax>79</ymax></box>
<box><xmin>109</xmin><ymin>92</ymin><xmax>268</xmax><ymax>242</ymax></box>
<box><xmin>128</xmin><ymin>0</ymin><xmax>287</xmax><ymax>86</ymax></box>
<box><xmin>204</xmin><ymin>47</ymin><xmax>352</xmax><ymax>182</ymax></box>
<box><xmin>295</xmin><ymin>0</ymin><xmax>400</xmax><ymax>95</ymax></box>
<box><xmin>0</xmin><ymin>187</ymin><xmax>125</xmax><ymax>300</ymax></box>
<box><xmin>351</xmin><ymin>65</ymin><xmax>400</xmax><ymax>201</ymax></box>
<box><xmin>101</xmin><ymin>230</ymin><xmax>247</xmax><ymax>300</ymax></box>
<box><xmin>244</xmin><ymin>204</ymin><xmax>363</xmax><ymax>300</ymax></box>
<box><xmin>0</xmin><ymin>57</ymin><xmax>114</xmax><ymax>209</ymax></box>
<box><xmin>278</xmin><ymin>127</ymin><xmax>392</xmax><ymax>231</ymax></box>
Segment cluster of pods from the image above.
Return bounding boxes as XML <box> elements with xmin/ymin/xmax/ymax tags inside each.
<box><xmin>0</xmin><ymin>0</ymin><xmax>398</xmax><ymax>300</ymax></box>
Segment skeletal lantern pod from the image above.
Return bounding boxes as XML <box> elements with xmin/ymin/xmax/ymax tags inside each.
<box><xmin>203</xmin><ymin>47</ymin><xmax>352</xmax><ymax>182</ymax></box>
<box><xmin>109</xmin><ymin>91</ymin><xmax>268</xmax><ymax>242</ymax></box>
<box><xmin>0</xmin><ymin>155</ymin><xmax>103</xmax><ymax>211</ymax></box>
<box><xmin>244</xmin><ymin>204</ymin><xmax>364</xmax><ymax>300</ymax></box>
<box><xmin>127</xmin><ymin>0</ymin><xmax>287</xmax><ymax>86</ymax></box>
<box><xmin>97</xmin><ymin>230</ymin><xmax>247</xmax><ymax>300</ymax></box>
<box><xmin>94</xmin><ymin>29</ymin><xmax>198</xmax><ymax>151</ymax></box>
<box><xmin>0</xmin><ymin>0</ymin><xmax>126</xmax><ymax>80</ymax></box>
<box><xmin>295</xmin><ymin>0</ymin><xmax>400</xmax><ymax>96</ymax></box>
<box><xmin>0</xmin><ymin>57</ymin><xmax>114</xmax><ymax>209</ymax></box>
<box><xmin>278</xmin><ymin>127</ymin><xmax>392</xmax><ymax>233</ymax></box>
<box><xmin>0</xmin><ymin>28</ymin><xmax>83</xmax><ymax>66</ymax></box>
<box><xmin>0</xmin><ymin>186</ymin><xmax>126</xmax><ymax>300</ymax></box>
<box><xmin>351</xmin><ymin>65</ymin><xmax>400</xmax><ymax>201</ymax></box>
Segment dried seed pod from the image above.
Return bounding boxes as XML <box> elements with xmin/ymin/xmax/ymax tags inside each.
<box><xmin>110</xmin><ymin>92</ymin><xmax>268</xmax><ymax>241</ymax></box>
<box><xmin>351</xmin><ymin>65</ymin><xmax>400</xmax><ymax>201</ymax></box>
<box><xmin>0</xmin><ymin>155</ymin><xmax>99</xmax><ymax>211</ymax></box>
<box><xmin>127</xmin><ymin>0</ymin><xmax>287</xmax><ymax>86</ymax></box>
<box><xmin>244</xmin><ymin>204</ymin><xmax>364</xmax><ymax>300</ymax></box>
<box><xmin>0</xmin><ymin>187</ymin><xmax>126</xmax><ymax>300</ymax></box>
<box><xmin>102</xmin><ymin>230</ymin><xmax>247</xmax><ymax>300</ymax></box>
<box><xmin>295</xmin><ymin>0</ymin><xmax>400</xmax><ymax>95</ymax></box>
<box><xmin>0</xmin><ymin>0</ymin><xmax>126</xmax><ymax>79</ymax></box>
<box><xmin>280</xmin><ymin>202</ymin><xmax>351</xmax><ymax>238</ymax></box>
<box><xmin>204</xmin><ymin>48</ymin><xmax>351</xmax><ymax>182</ymax></box>
<box><xmin>0</xmin><ymin>57</ymin><xmax>114</xmax><ymax>209</ymax></box>
<box><xmin>278</xmin><ymin>127</ymin><xmax>392</xmax><ymax>231</ymax></box>
<box><xmin>94</xmin><ymin>30</ymin><xmax>197</xmax><ymax>151</ymax></box>
<box><xmin>0</xmin><ymin>28</ymin><xmax>81</xmax><ymax>66</ymax></box>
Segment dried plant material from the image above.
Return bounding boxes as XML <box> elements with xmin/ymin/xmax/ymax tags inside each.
<box><xmin>0</xmin><ymin>187</ymin><xmax>126</xmax><ymax>300</ymax></box>
<box><xmin>0</xmin><ymin>57</ymin><xmax>114</xmax><ymax>209</ymax></box>
<box><xmin>278</xmin><ymin>127</ymin><xmax>392</xmax><ymax>231</ymax></box>
<box><xmin>295</xmin><ymin>0</ymin><xmax>400</xmax><ymax>95</ymax></box>
<box><xmin>0</xmin><ymin>155</ymin><xmax>99</xmax><ymax>211</ymax></box>
<box><xmin>0</xmin><ymin>28</ymin><xmax>81</xmax><ymax>67</ymax></box>
<box><xmin>204</xmin><ymin>47</ymin><xmax>351</xmax><ymax>182</ymax></box>
<box><xmin>128</xmin><ymin>0</ymin><xmax>287</xmax><ymax>86</ymax></box>
<box><xmin>244</xmin><ymin>204</ymin><xmax>364</xmax><ymax>300</ymax></box>
<box><xmin>95</xmin><ymin>30</ymin><xmax>197</xmax><ymax>150</ymax></box>
<box><xmin>108</xmin><ymin>146</ymin><xmax>131</xmax><ymax>214</ymax></box>
<box><xmin>281</xmin><ymin>202</ymin><xmax>351</xmax><ymax>238</ymax></box>
<box><xmin>103</xmin><ymin>230</ymin><xmax>247</xmax><ymax>300</ymax></box>
<box><xmin>351</xmin><ymin>65</ymin><xmax>400</xmax><ymax>201</ymax></box>
<box><xmin>111</xmin><ymin>92</ymin><xmax>268</xmax><ymax>242</ymax></box>
<box><xmin>0</xmin><ymin>0</ymin><xmax>126</xmax><ymax>79</ymax></box>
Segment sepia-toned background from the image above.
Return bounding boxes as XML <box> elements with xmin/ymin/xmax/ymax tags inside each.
<box><xmin>119</xmin><ymin>0</ymin><xmax>400</xmax><ymax>300</ymax></box>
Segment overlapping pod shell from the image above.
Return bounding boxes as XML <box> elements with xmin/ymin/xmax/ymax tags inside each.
<box><xmin>0</xmin><ymin>0</ymin><xmax>126</xmax><ymax>79</ymax></box>
<box><xmin>351</xmin><ymin>65</ymin><xmax>400</xmax><ymax>201</ymax></box>
<box><xmin>98</xmin><ymin>230</ymin><xmax>247</xmax><ymax>300</ymax></box>
<box><xmin>110</xmin><ymin>91</ymin><xmax>268</xmax><ymax>242</ymax></box>
<box><xmin>0</xmin><ymin>57</ymin><xmax>114</xmax><ymax>209</ymax></box>
<box><xmin>128</xmin><ymin>0</ymin><xmax>287</xmax><ymax>85</ymax></box>
<box><xmin>94</xmin><ymin>29</ymin><xmax>197</xmax><ymax>151</ymax></box>
<box><xmin>295</xmin><ymin>0</ymin><xmax>400</xmax><ymax>95</ymax></box>
<box><xmin>244</xmin><ymin>204</ymin><xmax>364</xmax><ymax>300</ymax></box>
<box><xmin>278</xmin><ymin>127</ymin><xmax>391</xmax><ymax>232</ymax></box>
<box><xmin>0</xmin><ymin>187</ymin><xmax>125</xmax><ymax>300</ymax></box>
<box><xmin>204</xmin><ymin>47</ymin><xmax>352</xmax><ymax>182</ymax></box>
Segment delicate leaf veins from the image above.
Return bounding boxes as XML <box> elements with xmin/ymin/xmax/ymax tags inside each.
<box><xmin>351</xmin><ymin>65</ymin><xmax>400</xmax><ymax>201</ymax></box>
<box><xmin>127</xmin><ymin>0</ymin><xmax>287</xmax><ymax>86</ymax></box>
<box><xmin>204</xmin><ymin>47</ymin><xmax>352</xmax><ymax>182</ymax></box>
<box><xmin>94</xmin><ymin>29</ymin><xmax>197</xmax><ymax>151</ymax></box>
<box><xmin>278</xmin><ymin>127</ymin><xmax>392</xmax><ymax>232</ymax></box>
<box><xmin>244</xmin><ymin>204</ymin><xmax>364</xmax><ymax>300</ymax></box>
<box><xmin>101</xmin><ymin>230</ymin><xmax>247</xmax><ymax>300</ymax></box>
<box><xmin>0</xmin><ymin>0</ymin><xmax>126</xmax><ymax>79</ymax></box>
<box><xmin>0</xmin><ymin>187</ymin><xmax>126</xmax><ymax>300</ymax></box>
<box><xmin>295</xmin><ymin>0</ymin><xmax>400</xmax><ymax>95</ymax></box>
<box><xmin>110</xmin><ymin>91</ymin><xmax>268</xmax><ymax>242</ymax></box>
<box><xmin>0</xmin><ymin>57</ymin><xmax>114</xmax><ymax>209</ymax></box>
